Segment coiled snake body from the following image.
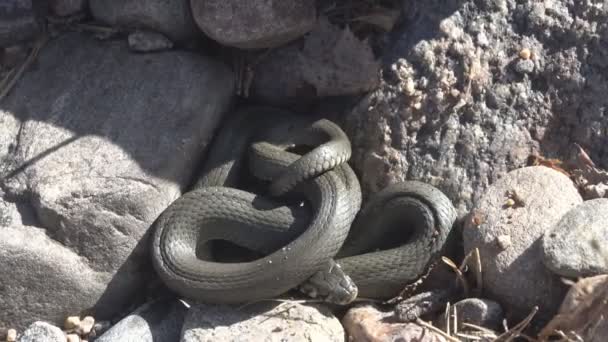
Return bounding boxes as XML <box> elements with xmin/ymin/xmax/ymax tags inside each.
<box><xmin>151</xmin><ymin>106</ymin><xmax>457</xmax><ymax>304</ymax></box>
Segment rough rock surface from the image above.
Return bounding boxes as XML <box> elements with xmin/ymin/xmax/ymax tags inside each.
<box><xmin>0</xmin><ymin>0</ymin><xmax>41</xmax><ymax>46</ymax></box>
<box><xmin>0</xmin><ymin>199</ymin><xmax>107</xmax><ymax>333</ymax></box>
<box><xmin>181</xmin><ymin>302</ymin><xmax>344</xmax><ymax>342</ymax></box>
<box><xmin>0</xmin><ymin>32</ymin><xmax>233</xmax><ymax>329</ymax></box>
<box><xmin>251</xmin><ymin>17</ymin><xmax>380</xmax><ymax>105</ymax></box>
<box><xmin>542</xmin><ymin>198</ymin><xmax>608</xmax><ymax>278</ymax></box>
<box><xmin>343</xmin><ymin>0</ymin><xmax>608</xmax><ymax>218</ymax></box>
<box><xmin>18</xmin><ymin>321</ymin><xmax>66</xmax><ymax>342</ymax></box>
<box><xmin>452</xmin><ymin>298</ymin><xmax>503</xmax><ymax>330</ymax></box>
<box><xmin>190</xmin><ymin>0</ymin><xmax>316</xmax><ymax>49</ymax></box>
<box><xmin>95</xmin><ymin>299</ymin><xmax>187</xmax><ymax>342</ymax></box>
<box><xmin>89</xmin><ymin>0</ymin><xmax>198</xmax><ymax>42</ymax></box>
<box><xmin>463</xmin><ymin>166</ymin><xmax>582</xmax><ymax>324</ymax></box>
<box><xmin>342</xmin><ymin>305</ymin><xmax>447</xmax><ymax>342</ymax></box>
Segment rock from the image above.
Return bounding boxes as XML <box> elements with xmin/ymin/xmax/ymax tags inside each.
<box><xmin>250</xmin><ymin>17</ymin><xmax>380</xmax><ymax>105</ymax></box>
<box><xmin>49</xmin><ymin>0</ymin><xmax>86</xmax><ymax>17</ymax></box>
<box><xmin>343</xmin><ymin>0</ymin><xmax>608</xmax><ymax>220</ymax></box>
<box><xmin>539</xmin><ymin>274</ymin><xmax>608</xmax><ymax>342</ymax></box>
<box><xmin>128</xmin><ymin>30</ymin><xmax>173</xmax><ymax>52</ymax></box>
<box><xmin>0</xmin><ymin>200</ymin><xmax>109</xmax><ymax>332</ymax></box>
<box><xmin>452</xmin><ymin>298</ymin><xmax>503</xmax><ymax>330</ymax></box>
<box><xmin>342</xmin><ymin>305</ymin><xmax>447</xmax><ymax>342</ymax></box>
<box><xmin>65</xmin><ymin>334</ymin><xmax>79</xmax><ymax>342</ymax></box>
<box><xmin>542</xmin><ymin>198</ymin><xmax>608</xmax><ymax>278</ymax></box>
<box><xmin>181</xmin><ymin>302</ymin><xmax>344</xmax><ymax>342</ymax></box>
<box><xmin>94</xmin><ymin>299</ymin><xmax>187</xmax><ymax>342</ymax></box>
<box><xmin>0</xmin><ymin>32</ymin><xmax>234</xmax><ymax>329</ymax></box>
<box><xmin>64</xmin><ymin>317</ymin><xmax>80</xmax><ymax>331</ymax></box>
<box><xmin>514</xmin><ymin>59</ymin><xmax>535</xmax><ymax>74</ymax></box>
<box><xmin>18</xmin><ymin>322</ymin><xmax>66</xmax><ymax>342</ymax></box>
<box><xmin>7</xmin><ymin>329</ymin><xmax>17</xmax><ymax>342</ymax></box>
<box><xmin>76</xmin><ymin>316</ymin><xmax>94</xmax><ymax>336</ymax></box>
<box><xmin>463</xmin><ymin>166</ymin><xmax>582</xmax><ymax>324</ymax></box>
<box><xmin>190</xmin><ymin>0</ymin><xmax>315</xmax><ymax>49</ymax></box>
<box><xmin>0</xmin><ymin>0</ymin><xmax>42</xmax><ymax>46</ymax></box>
<box><xmin>394</xmin><ymin>289</ymin><xmax>457</xmax><ymax>322</ymax></box>
<box><xmin>89</xmin><ymin>0</ymin><xmax>198</xmax><ymax>42</ymax></box>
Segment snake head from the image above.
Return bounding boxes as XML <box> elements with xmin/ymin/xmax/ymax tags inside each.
<box><xmin>298</xmin><ymin>260</ymin><xmax>358</xmax><ymax>305</ymax></box>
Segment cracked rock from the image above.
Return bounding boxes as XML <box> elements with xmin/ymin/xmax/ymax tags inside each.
<box><xmin>0</xmin><ymin>31</ymin><xmax>233</xmax><ymax>329</ymax></box>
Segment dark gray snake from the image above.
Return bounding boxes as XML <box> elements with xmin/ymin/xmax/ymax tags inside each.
<box><xmin>151</xmin><ymin>106</ymin><xmax>457</xmax><ymax>305</ymax></box>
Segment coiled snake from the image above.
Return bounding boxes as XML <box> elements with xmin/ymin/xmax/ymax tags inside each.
<box><xmin>151</xmin><ymin>106</ymin><xmax>457</xmax><ymax>305</ymax></box>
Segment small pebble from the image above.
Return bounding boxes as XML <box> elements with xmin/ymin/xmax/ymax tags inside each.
<box><xmin>77</xmin><ymin>316</ymin><xmax>95</xmax><ymax>335</ymax></box>
<box><xmin>66</xmin><ymin>334</ymin><xmax>80</xmax><ymax>342</ymax></box>
<box><xmin>6</xmin><ymin>329</ymin><xmax>16</xmax><ymax>342</ymax></box>
<box><xmin>519</xmin><ymin>48</ymin><xmax>531</xmax><ymax>60</ymax></box>
<box><xmin>496</xmin><ymin>235</ymin><xmax>512</xmax><ymax>250</ymax></box>
<box><xmin>515</xmin><ymin>59</ymin><xmax>535</xmax><ymax>74</ymax></box>
<box><xmin>64</xmin><ymin>316</ymin><xmax>81</xmax><ymax>331</ymax></box>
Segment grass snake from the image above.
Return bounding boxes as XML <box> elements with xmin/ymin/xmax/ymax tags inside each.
<box><xmin>151</xmin><ymin>106</ymin><xmax>457</xmax><ymax>305</ymax></box>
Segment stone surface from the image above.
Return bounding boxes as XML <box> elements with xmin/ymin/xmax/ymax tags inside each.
<box><xmin>181</xmin><ymin>302</ymin><xmax>344</xmax><ymax>342</ymax></box>
<box><xmin>0</xmin><ymin>32</ymin><xmax>234</xmax><ymax>330</ymax></box>
<box><xmin>462</xmin><ymin>166</ymin><xmax>582</xmax><ymax>324</ymax></box>
<box><xmin>343</xmin><ymin>0</ymin><xmax>608</xmax><ymax>219</ymax></box>
<box><xmin>95</xmin><ymin>299</ymin><xmax>187</xmax><ymax>342</ymax></box>
<box><xmin>0</xmin><ymin>200</ymin><xmax>107</xmax><ymax>332</ymax></box>
<box><xmin>89</xmin><ymin>0</ymin><xmax>198</xmax><ymax>42</ymax></box>
<box><xmin>452</xmin><ymin>298</ymin><xmax>503</xmax><ymax>330</ymax></box>
<box><xmin>542</xmin><ymin>198</ymin><xmax>608</xmax><ymax>278</ymax></box>
<box><xmin>128</xmin><ymin>30</ymin><xmax>173</xmax><ymax>52</ymax></box>
<box><xmin>342</xmin><ymin>305</ymin><xmax>447</xmax><ymax>342</ymax></box>
<box><xmin>0</xmin><ymin>0</ymin><xmax>41</xmax><ymax>46</ymax></box>
<box><xmin>18</xmin><ymin>322</ymin><xmax>66</xmax><ymax>342</ymax></box>
<box><xmin>539</xmin><ymin>275</ymin><xmax>608</xmax><ymax>342</ymax></box>
<box><xmin>190</xmin><ymin>0</ymin><xmax>315</xmax><ymax>49</ymax></box>
<box><xmin>50</xmin><ymin>0</ymin><xmax>86</xmax><ymax>17</ymax></box>
<box><xmin>250</xmin><ymin>17</ymin><xmax>380</xmax><ymax>105</ymax></box>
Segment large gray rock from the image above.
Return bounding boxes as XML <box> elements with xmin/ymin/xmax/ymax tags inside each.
<box><xmin>0</xmin><ymin>0</ymin><xmax>41</xmax><ymax>46</ymax></box>
<box><xmin>463</xmin><ymin>166</ymin><xmax>582</xmax><ymax>324</ymax></box>
<box><xmin>0</xmin><ymin>32</ymin><xmax>234</xmax><ymax>330</ymax></box>
<box><xmin>343</xmin><ymin>0</ymin><xmax>608</xmax><ymax>219</ymax></box>
<box><xmin>181</xmin><ymin>302</ymin><xmax>344</xmax><ymax>342</ymax></box>
<box><xmin>95</xmin><ymin>299</ymin><xmax>187</xmax><ymax>342</ymax></box>
<box><xmin>542</xmin><ymin>198</ymin><xmax>608</xmax><ymax>278</ymax></box>
<box><xmin>18</xmin><ymin>321</ymin><xmax>66</xmax><ymax>342</ymax></box>
<box><xmin>190</xmin><ymin>0</ymin><xmax>316</xmax><ymax>49</ymax></box>
<box><xmin>89</xmin><ymin>0</ymin><xmax>199</xmax><ymax>42</ymax></box>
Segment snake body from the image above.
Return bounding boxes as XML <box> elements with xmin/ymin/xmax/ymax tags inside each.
<box><xmin>151</xmin><ymin>106</ymin><xmax>457</xmax><ymax>304</ymax></box>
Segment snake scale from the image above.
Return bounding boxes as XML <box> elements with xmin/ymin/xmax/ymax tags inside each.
<box><xmin>151</xmin><ymin>106</ymin><xmax>457</xmax><ymax>305</ymax></box>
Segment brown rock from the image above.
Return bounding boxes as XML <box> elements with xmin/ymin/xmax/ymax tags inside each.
<box><xmin>343</xmin><ymin>305</ymin><xmax>447</xmax><ymax>342</ymax></box>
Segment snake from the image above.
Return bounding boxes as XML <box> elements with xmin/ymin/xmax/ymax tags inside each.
<box><xmin>150</xmin><ymin>106</ymin><xmax>457</xmax><ymax>305</ymax></box>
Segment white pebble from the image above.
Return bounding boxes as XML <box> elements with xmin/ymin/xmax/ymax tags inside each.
<box><xmin>6</xmin><ymin>329</ymin><xmax>16</xmax><ymax>342</ymax></box>
<box><xmin>64</xmin><ymin>316</ymin><xmax>81</xmax><ymax>330</ymax></box>
<box><xmin>77</xmin><ymin>316</ymin><xmax>95</xmax><ymax>335</ymax></box>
